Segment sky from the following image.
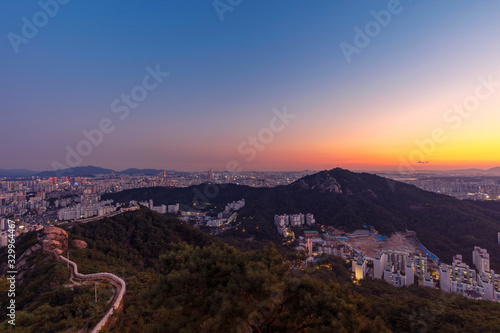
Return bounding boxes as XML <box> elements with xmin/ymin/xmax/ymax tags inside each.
<box><xmin>1</xmin><ymin>0</ymin><xmax>500</xmax><ymax>172</ymax></box>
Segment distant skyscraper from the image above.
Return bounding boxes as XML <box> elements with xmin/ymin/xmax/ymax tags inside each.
<box><xmin>207</xmin><ymin>168</ymin><xmax>214</xmax><ymax>182</ymax></box>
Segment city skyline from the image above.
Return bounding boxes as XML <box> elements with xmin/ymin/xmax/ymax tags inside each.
<box><xmin>2</xmin><ymin>1</ymin><xmax>500</xmax><ymax>171</ymax></box>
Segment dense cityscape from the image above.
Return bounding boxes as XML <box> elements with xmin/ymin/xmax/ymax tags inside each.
<box><xmin>293</xmin><ymin>224</ymin><xmax>500</xmax><ymax>302</ymax></box>
<box><xmin>3</xmin><ymin>165</ymin><xmax>500</xmax><ymax>305</ymax></box>
<box><xmin>3</xmin><ymin>167</ymin><xmax>500</xmax><ymax>240</ymax></box>
<box><xmin>379</xmin><ymin>170</ymin><xmax>500</xmax><ymax>200</ymax></box>
<box><xmin>0</xmin><ymin>169</ymin><xmax>312</xmax><ymax>242</ymax></box>
<box><xmin>3</xmin><ymin>1</ymin><xmax>500</xmax><ymax>331</ymax></box>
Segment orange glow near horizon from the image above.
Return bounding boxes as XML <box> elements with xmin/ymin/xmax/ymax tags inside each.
<box><xmin>259</xmin><ymin>90</ymin><xmax>500</xmax><ymax>172</ymax></box>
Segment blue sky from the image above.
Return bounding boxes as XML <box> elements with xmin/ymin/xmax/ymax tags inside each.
<box><xmin>1</xmin><ymin>0</ymin><xmax>500</xmax><ymax>171</ymax></box>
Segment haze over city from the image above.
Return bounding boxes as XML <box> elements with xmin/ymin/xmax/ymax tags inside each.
<box><xmin>2</xmin><ymin>1</ymin><xmax>500</xmax><ymax>172</ymax></box>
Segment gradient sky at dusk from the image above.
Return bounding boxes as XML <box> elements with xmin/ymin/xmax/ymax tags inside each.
<box><xmin>2</xmin><ymin>0</ymin><xmax>500</xmax><ymax>171</ymax></box>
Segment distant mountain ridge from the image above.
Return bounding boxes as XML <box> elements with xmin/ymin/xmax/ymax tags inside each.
<box><xmin>445</xmin><ymin>167</ymin><xmax>500</xmax><ymax>175</ymax></box>
<box><xmin>0</xmin><ymin>169</ymin><xmax>38</xmax><ymax>177</ymax></box>
<box><xmin>117</xmin><ymin>168</ymin><xmax>166</xmax><ymax>175</ymax></box>
<box><xmin>486</xmin><ymin>167</ymin><xmax>500</xmax><ymax>174</ymax></box>
<box><xmin>37</xmin><ymin>166</ymin><xmax>116</xmax><ymax>177</ymax></box>
<box><xmin>0</xmin><ymin>166</ymin><xmax>170</xmax><ymax>178</ymax></box>
<box><xmin>1</xmin><ymin>165</ymin><xmax>500</xmax><ymax>178</ymax></box>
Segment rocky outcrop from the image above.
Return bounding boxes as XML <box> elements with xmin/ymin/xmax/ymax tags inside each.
<box><xmin>293</xmin><ymin>173</ymin><xmax>343</xmax><ymax>194</ymax></box>
<box><xmin>2</xmin><ymin>243</ymin><xmax>43</xmax><ymax>282</ymax></box>
<box><xmin>72</xmin><ymin>239</ymin><xmax>88</xmax><ymax>249</ymax></box>
<box><xmin>40</xmin><ymin>226</ymin><xmax>68</xmax><ymax>255</ymax></box>
<box><xmin>0</xmin><ymin>226</ymin><xmax>69</xmax><ymax>282</ymax></box>
<box><xmin>16</xmin><ymin>243</ymin><xmax>42</xmax><ymax>271</ymax></box>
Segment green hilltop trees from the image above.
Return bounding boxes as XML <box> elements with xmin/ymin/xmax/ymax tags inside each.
<box><xmin>3</xmin><ymin>208</ymin><xmax>500</xmax><ymax>332</ymax></box>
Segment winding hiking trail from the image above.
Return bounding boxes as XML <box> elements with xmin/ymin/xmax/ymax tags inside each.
<box><xmin>59</xmin><ymin>255</ymin><xmax>126</xmax><ymax>333</ymax></box>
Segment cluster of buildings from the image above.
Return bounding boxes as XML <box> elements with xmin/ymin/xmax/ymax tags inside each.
<box><xmin>223</xmin><ymin>199</ymin><xmax>245</xmax><ymax>212</ymax></box>
<box><xmin>0</xmin><ymin>170</ymin><xmax>310</xmax><ymax>231</ymax></box>
<box><xmin>0</xmin><ymin>175</ymin><xmax>159</xmax><ymax>229</ymax></box>
<box><xmin>196</xmin><ymin>199</ymin><xmax>246</xmax><ymax>228</ymax></box>
<box><xmin>351</xmin><ymin>244</ymin><xmax>500</xmax><ymax>303</ymax></box>
<box><xmin>439</xmin><ymin>249</ymin><xmax>500</xmax><ymax>301</ymax></box>
<box><xmin>203</xmin><ymin>170</ymin><xmax>312</xmax><ymax>187</ymax></box>
<box><xmin>0</xmin><ymin>191</ymin><xmax>50</xmax><ymax>216</ymax></box>
<box><xmin>139</xmin><ymin>200</ymin><xmax>180</xmax><ymax>215</ymax></box>
<box><xmin>302</xmin><ymin>230</ymin><xmax>347</xmax><ymax>258</ymax></box>
<box><xmin>354</xmin><ymin>250</ymin><xmax>432</xmax><ymax>288</ymax></box>
<box><xmin>383</xmin><ymin>172</ymin><xmax>500</xmax><ymax>200</ymax></box>
<box><xmin>204</xmin><ymin>199</ymin><xmax>244</xmax><ymax>228</ymax></box>
<box><xmin>57</xmin><ymin>197</ymin><xmax>115</xmax><ymax>221</ymax></box>
<box><xmin>206</xmin><ymin>213</ymin><xmax>236</xmax><ymax>228</ymax></box>
<box><xmin>274</xmin><ymin>213</ymin><xmax>316</xmax><ymax>237</ymax></box>
<box><xmin>297</xmin><ymin>226</ymin><xmax>500</xmax><ymax>304</ymax></box>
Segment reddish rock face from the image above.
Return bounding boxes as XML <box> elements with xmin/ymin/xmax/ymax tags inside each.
<box><xmin>44</xmin><ymin>226</ymin><xmax>69</xmax><ymax>238</ymax></box>
<box><xmin>72</xmin><ymin>239</ymin><xmax>88</xmax><ymax>249</ymax></box>
<box><xmin>39</xmin><ymin>226</ymin><xmax>69</xmax><ymax>255</ymax></box>
<box><xmin>294</xmin><ymin>173</ymin><xmax>343</xmax><ymax>194</ymax></box>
